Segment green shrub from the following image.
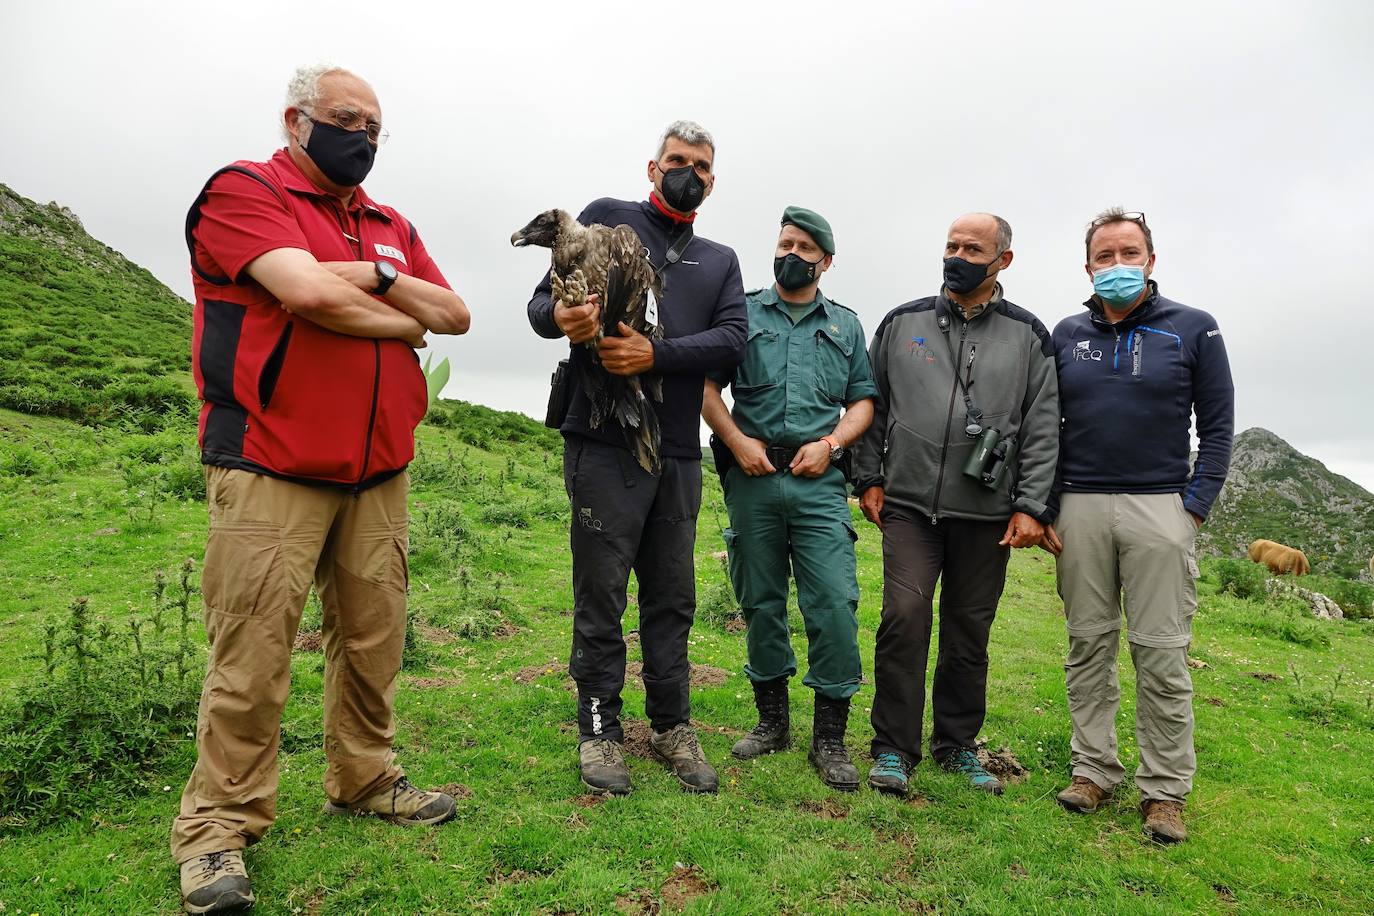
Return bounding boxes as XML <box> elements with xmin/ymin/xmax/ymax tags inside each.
<box><xmin>1210</xmin><ymin>556</ymin><xmax>1268</xmax><ymax>600</ymax></box>
<box><xmin>0</xmin><ymin>562</ymin><xmax>203</xmax><ymax>831</ymax></box>
<box><xmin>0</xmin><ymin>443</ymin><xmax>55</xmax><ymax>478</ymax></box>
<box><xmin>1235</xmin><ymin>598</ymin><xmax>1331</xmax><ymax>649</ymax></box>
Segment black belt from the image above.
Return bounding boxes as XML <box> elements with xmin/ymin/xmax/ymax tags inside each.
<box><xmin>765</xmin><ymin>445</ymin><xmax>800</xmax><ymax>470</ymax></box>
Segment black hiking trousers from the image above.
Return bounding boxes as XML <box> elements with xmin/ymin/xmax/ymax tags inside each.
<box><xmin>870</xmin><ymin>505</ymin><xmax>1011</xmax><ymax>765</ymax></box>
<box><xmin>562</xmin><ymin>435</ymin><xmax>701</xmax><ymax>743</ymax></box>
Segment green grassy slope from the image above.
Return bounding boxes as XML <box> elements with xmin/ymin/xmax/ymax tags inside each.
<box><xmin>0</xmin><ymin>183</ymin><xmax>194</xmax><ymax>426</ymax></box>
<box><xmin>1</xmin><ymin>402</ymin><xmax>1372</xmax><ymax>915</ymax></box>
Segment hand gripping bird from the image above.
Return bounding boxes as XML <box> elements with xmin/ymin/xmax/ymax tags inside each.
<box><xmin>512</xmin><ymin>209</ymin><xmax>665</xmax><ymax>472</ymax></box>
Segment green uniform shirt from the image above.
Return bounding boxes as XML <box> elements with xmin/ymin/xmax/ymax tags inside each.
<box><xmin>709</xmin><ymin>286</ymin><xmax>877</xmax><ymax>447</ymax></box>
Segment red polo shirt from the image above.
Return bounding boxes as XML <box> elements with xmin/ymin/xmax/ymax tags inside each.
<box><xmin>188</xmin><ymin>148</ymin><xmax>450</xmax><ymax>488</ymax></box>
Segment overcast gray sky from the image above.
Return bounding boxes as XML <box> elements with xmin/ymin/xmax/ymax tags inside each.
<box><xmin>4</xmin><ymin>0</ymin><xmax>1373</xmax><ymax>490</ymax></box>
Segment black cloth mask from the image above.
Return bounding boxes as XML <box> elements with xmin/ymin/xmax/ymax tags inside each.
<box><xmin>942</xmin><ymin>256</ymin><xmax>997</xmax><ymax>295</ymax></box>
<box><xmin>303</xmin><ymin>119</ymin><xmax>376</xmax><ymax>187</ymax></box>
<box><xmin>658</xmin><ymin>164</ymin><xmax>707</xmax><ymax>213</ymax></box>
<box><xmin>773</xmin><ymin>253</ymin><xmax>821</xmax><ymax>291</ymax></box>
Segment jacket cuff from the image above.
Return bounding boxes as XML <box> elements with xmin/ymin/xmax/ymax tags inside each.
<box><xmin>1182</xmin><ymin>495</ymin><xmax>1210</xmax><ymax>522</ymax></box>
<box><xmin>1013</xmin><ymin>496</ymin><xmax>1054</xmax><ymax>525</ymax></box>
<box><xmin>853</xmin><ymin>476</ymin><xmax>884</xmax><ymax>495</ymax></box>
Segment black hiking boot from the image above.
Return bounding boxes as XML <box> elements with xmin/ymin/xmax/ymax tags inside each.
<box><xmin>808</xmin><ymin>695</ymin><xmax>859</xmax><ymax>792</ymax></box>
<box><xmin>731</xmin><ymin>678</ymin><xmax>791</xmax><ymax>760</ymax></box>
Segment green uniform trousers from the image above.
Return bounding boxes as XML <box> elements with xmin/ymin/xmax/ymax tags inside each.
<box><xmin>722</xmin><ymin>465</ymin><xmax>861</xmax><ymax>699</ymax></box>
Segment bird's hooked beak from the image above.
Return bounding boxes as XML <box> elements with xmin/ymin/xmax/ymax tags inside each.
<box><xmin>510</xmin><ymin>231</ymin><xmax>529</xmax><ymax>247</ymax></box>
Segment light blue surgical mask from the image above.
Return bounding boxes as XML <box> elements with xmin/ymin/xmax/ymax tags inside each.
<box><xmin>1092</xmin><ymin>263</ymin><xmax>1147</xmax><ymax>307</ymax></box>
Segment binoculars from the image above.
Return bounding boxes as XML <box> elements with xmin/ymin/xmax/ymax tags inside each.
<box><xmin>963</xmin><ymin>427</ymin><xmax>1018</xmax><ymax>491</ymax></box>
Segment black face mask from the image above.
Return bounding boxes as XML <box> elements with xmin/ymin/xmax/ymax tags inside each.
<box><xmin>658</xmin><ymin>164</ymin><xmax>707</xmax><ymax>213</ymax></box>
<box><xmin>942</xmin><ymin>255</ymin><xmax>1001</xmax><ymax>295</ymax></box>
<box><xmin>303</xmin><ymin>119</ymin><xmax>376</xmax><ymax>187</ymax></box>
<box><xmin>774</xmin><ymin>253</ymin><xmax>822</xmax><ymax>291</ymax></box>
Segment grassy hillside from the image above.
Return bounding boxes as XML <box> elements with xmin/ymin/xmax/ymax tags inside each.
<box><xmin>1</xmin><ymin>401</ymin><xmax>1372</xmax><ymax>915</ymax></box>
<box><xmin>1202</xmin><ymin>428</ymin><xmax>1374</xmax><ymax>579</ymax></box>
<box><xmin>0</xmin><ymin>183</ymin><xmax>194</xmax><ymax>428</ymax></box>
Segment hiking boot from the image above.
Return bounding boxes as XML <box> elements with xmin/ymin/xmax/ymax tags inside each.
<box><xmin>808</xmin><ymin>696</ymin><xmax>859</xmax><ymax>792</ymax></box>
<box><xmin>867</xmin><ymin>751</ymin><xmax>912</xmax><ymax>796</ymax></box>
<box><xmin>323</xmin><ymin>776</ymin><xmax>456</xmax><ymax>826</ymax></box>
<box><xmin>650</xmin><ymin>723</ymin><xmax>719</xmax><ymax>793</ymax></box>
<box><xmin>1141</xmin><ymin>799</ymin><xmax>1188</xmax><ymax>843</ymax></box>
<box><xmin>179</xmin><ymin>849</ymin><xmax>253</xmax><ymax>914</ymax></box>
<box><xmin>731</xmin><ymin>678</ymin><xmax>791</xmax><ymax>760</ymax></box>
<box><xmin>1057</xmin><ymin>775</ymin><xmax>1112</xmax><ymax>813</ymax></box>
<box><xmin>578</xmin><ymin>738</ymin><xmax>632</xmax><ymax>795</ymax></box>
<box><xmin>939</xmin><ymin>748</ymin><xmax>1003</xmax><ymax>795</ymax></box>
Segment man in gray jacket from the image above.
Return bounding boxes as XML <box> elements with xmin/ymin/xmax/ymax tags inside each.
<box><xmin>856</xmin><ymin>213</ymin><xmax>1058</xmax><ymax>797</ymax></box>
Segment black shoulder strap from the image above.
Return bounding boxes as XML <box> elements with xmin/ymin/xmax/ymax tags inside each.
<box><xmin>658</xmin><ymin>222</ymin><xmax>694</xmax><ymax>270</ymax></box>
<box><xmin>185</xmin><ymin>165</ymin><xmax>284</xmax><ymax>286</ymax></box>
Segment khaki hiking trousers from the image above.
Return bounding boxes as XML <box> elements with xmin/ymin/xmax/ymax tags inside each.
<box><xmin>171</xmin><ymin>467</ymin><xmax>409</xmax><ymax>862</ymax></box>
<box><xmin>1055</xmin><ymin>492</ymin><xmax>1200</xmax><ymax>804</ymax></box>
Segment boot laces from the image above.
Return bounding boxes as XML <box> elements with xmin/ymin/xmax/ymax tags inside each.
<box><xmin>663</xmin><ymin>725</ymin><xmax>705</xmax><ymax>761</ymax></box>
<box><xmin>196</xmin><ymin>851</ymin><xmax>242</xmax><ymax>879</ymax></box>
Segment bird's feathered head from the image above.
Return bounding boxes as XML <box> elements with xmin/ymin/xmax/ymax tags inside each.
<box><xmin>510</xmin><ymin>209</ymin><xmax>573</xmax><ymax>249</ymax></box>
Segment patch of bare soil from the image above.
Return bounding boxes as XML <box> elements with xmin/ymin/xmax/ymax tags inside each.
<box><xmin>415</xmin><ymin>622</ymin><xmax>458</xmax><ymax>644</ymax></box>
<box><xmin>432</xmin><ymin>783</ymin><xmax>472</xmax><ymax>799</ymax></box>
<box><xmin>724</xmin><ymin>618</ymin><xmax>747</xmax><ymax>634</ymax></box>
<box><xmin>622</xmin><ymin>661</ymin><xmax>731</xmax><ymax>687</ymax></box>
<box><xmin>1205</xmin><ymin>696</ymin><xmax>1226</xmax><ymax>707</ymax></box>
<box><xmin>1187</xmin><ymin>657</ymin><xmax>1209</xmax><ymax>669</ymax></box>
<box><xmin>1248</xmin><ymin>671</ymin><xmax>1282</xmax><ymax>682</ymax></box>
<box><xmin>1213</xmin><ymin>883</ymin><xmax>1237</xmax><ymax>903</ymax></box>
<box><xmin>492</xmin><ymin>619</ymin><xmax>521</xmax><ymax>639</ymax></box>
<box><xmin>621</xmin><ymin>719</ymin><xmax>656</xmax><ymax>759</ymax></box>
<box><xmin>513</xmin><ymin>658</ymin><xmax>564</xmax><ymax>685</ymax></box>
<box><xmin>294</xmin><ymin>630</ymin><xmax>322</xmax><ymax>652</ymax></box>
<box><xmin>975</xmin><ymin>739</ymin><xmax>1030</xmax><ymax>782</ymax></box>
<box><xmin>905</xmin><ymin>793</ymin><xmax>932</xmax><ymax>808</ymax></box>
<box><xmin>798</xmin><ymin>798</ymin><xmax>849</xmax><ymax>820</ymax></box>
<box><xmin>407</xmin><ymin>676</ymin><xmax>462</xmax><ymax>689</ymax></box>
<box><xmin>660</xmin><ymin>864</ymin><xmax>715</xmax><ymax>910</ymax></box>
<box><xmin>1009</xmin><ymin>862</ymin><xmax>1029</xmax><ymax>879</ymax></box>
<box><xmin>571</xmin><ymin>793</ymin><xmax>606</xmax><ymax>808</ymax></box>
<box><xmin>615</xmin><ymin>889</ymin><xmax>659</xmax><ymax>915</ymax></box>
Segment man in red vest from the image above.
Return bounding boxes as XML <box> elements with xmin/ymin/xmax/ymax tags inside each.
<box><xmin>173</xmin><ymin>63</ymin><xmax>469</xmax><ymax>914</ymax></box>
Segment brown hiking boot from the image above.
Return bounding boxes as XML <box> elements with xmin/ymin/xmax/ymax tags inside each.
<box><xmin>179</xmin><ymin>849</ymin><xmax>253</xmax><ymax>914</ymax></box>
<box><xmin>650</xmin><ymin>723</ymin><xmax>719</xmax><ymax>793</ymax></box>
<box><xmin>323</xmin><ymin>776</ymin><xmax>456</xmax><ymax>826</ymax></box>
<box><xmin>1141</xmin><ymin>799</ymin><xmax>1188</xmax><ymax>843</ymax></box>
<box><xmin>579</xmin><ymin>738</ymin><xmax>632</xmax><ymax>795</ymax></box>
<box><xmin>1057</xmin><ymin>775</ymin><xmax>1112</xmax><ymax>813</ymax></box>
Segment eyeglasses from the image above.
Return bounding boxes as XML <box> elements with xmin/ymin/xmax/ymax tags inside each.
<box><xmin>303</xmin><ymin>106</ymin><xmax>389</xmax><ymax>145</ymax></box>
<box><xmin>1091</xmin><ymin>210</ymin><xmax>1147</xmax><ymax>228</ymax></box>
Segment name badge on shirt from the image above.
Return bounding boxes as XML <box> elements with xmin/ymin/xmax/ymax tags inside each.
<box><xmin>374</xmin><ymin>243</ymin><xmax>407</xmax><ymax>265</ymax></box>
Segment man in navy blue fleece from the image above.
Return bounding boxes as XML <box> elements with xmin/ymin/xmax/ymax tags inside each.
<box><xmin>1042</xmin><ymin>209</ymin><xmax>1234</xmax><ymax>844</ymax></box>
<box><xmin>526</xmin><ymin>120</ymin><xmax>746</xmax><ymax>796</ymax></box>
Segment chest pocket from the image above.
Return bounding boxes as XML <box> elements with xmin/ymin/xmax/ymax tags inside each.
<box><xmin>735</xmin><ymin>328</ymin><xmax>785</xmax><ymax>390</ymax></box>
<box><xmin>814</xmin><ymin>328</ymin><xmax>852</xmax><ymax>402</ymax></box>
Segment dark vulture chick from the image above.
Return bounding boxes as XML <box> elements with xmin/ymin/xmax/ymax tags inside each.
<box><xmin>512</xmin><ymin>209</ymin><xmax>665</xmax><ymax>472</ymax></box>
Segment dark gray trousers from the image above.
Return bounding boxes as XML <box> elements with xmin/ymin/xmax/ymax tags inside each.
<box><xmin>870</xmin><ymin>506</ymin><xmax>1010</xmax><ymax>765</ymax></box>
<box><xmin>563</xmin><ymin>435</ymin><xmax>702</xmax><ymax>742</ymax></box>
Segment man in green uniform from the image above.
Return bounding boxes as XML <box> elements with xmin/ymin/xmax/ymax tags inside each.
<box><xmin>702</xmin><ymin>206</ymin><xmax>876</xmax><ymax>791</ymax></box>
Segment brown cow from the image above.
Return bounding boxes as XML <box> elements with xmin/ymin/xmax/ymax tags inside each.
<box><xmin>1247</xmin><ymin>539</ymin><xmax>1310</xmax><ymax>576</ymax></box>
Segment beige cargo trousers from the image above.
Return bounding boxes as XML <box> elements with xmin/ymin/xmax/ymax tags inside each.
<box><xmin>1055</xmin><ymin>492</ymin><xmax>1200</xmax><ymax>804</ymax></box>
<box><xmin>170</xmin><ymin>467</ymin><xmax>409</xmax><ymax>862</ymax></box>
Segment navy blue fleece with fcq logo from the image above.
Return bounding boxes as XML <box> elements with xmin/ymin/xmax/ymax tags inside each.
<box><xmin>1051</xmin><ymin>284</ymin><xmax>1234</xmax><ymax>520</ymax></box>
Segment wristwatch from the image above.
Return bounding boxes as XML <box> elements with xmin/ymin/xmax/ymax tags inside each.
<box><xmin>821</xmin><ymin>436</ymin><xmax>844</xmax><ymax>461</ymax></box>
<box><xmin>373</xmin><ymin>260</ymin><xmax>398</xmax><ymax>296</ymax></box>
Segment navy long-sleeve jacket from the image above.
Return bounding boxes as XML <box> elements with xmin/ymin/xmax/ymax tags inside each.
<box><xmin>1051</xmin><ymin>283</ymin><xmax>1234</xmax><ymax>519</ymax></box>
<box><xmin>527</xmin><ymin>198</ymin><xmax>747</xmax><ymax>459</ymax></box>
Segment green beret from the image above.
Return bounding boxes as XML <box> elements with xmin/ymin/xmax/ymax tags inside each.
<box><xmin>781</xmin><ymin>205</ymin><xmax>835</xmax><ymax>255</ymax></box>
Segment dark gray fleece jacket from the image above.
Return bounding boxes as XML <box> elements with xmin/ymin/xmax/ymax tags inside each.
<box><xmin>854</xmin><ymin>287</ymin><xmax>1059</xmax><ymax>523</ymax></box>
